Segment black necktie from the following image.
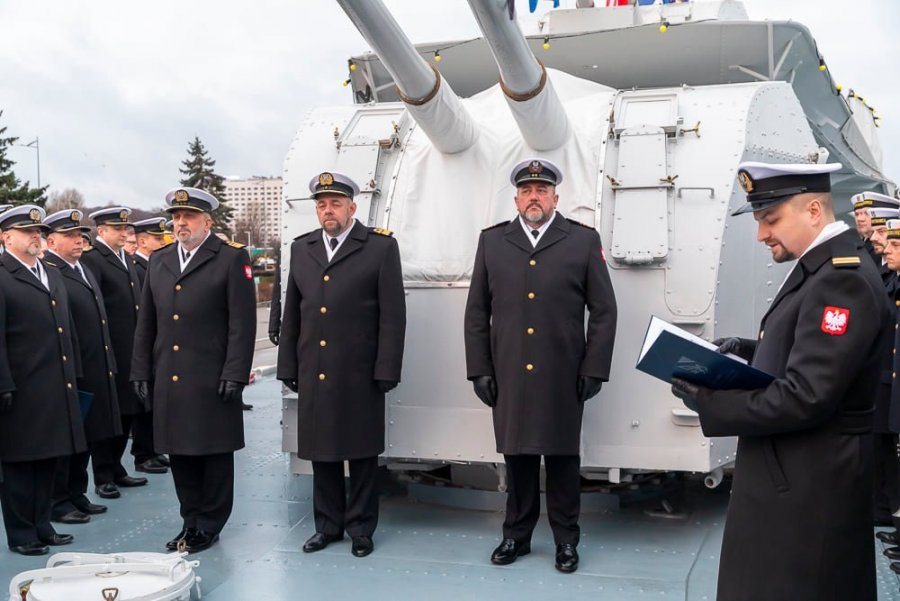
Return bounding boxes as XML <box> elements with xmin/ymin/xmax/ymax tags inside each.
<box><xmin>30</xmin><ymin>265</ymin><xmax>40</xmax><ymax>278</ymax></box>
<box><xmin>530</xmin><ymin>230</ymin><xmax>539</xmax><ymax>239</ymax></box>
<box><xmin>329</xmin><ymin>238</ymin><xmax>338</xmax><ymax>250</ymax></box>
<box><xmin>183</xmin><ymin>249</ymin><xmax>191</xmax><ymax>262</ymax></box>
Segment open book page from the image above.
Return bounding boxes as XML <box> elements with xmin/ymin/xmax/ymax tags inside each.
<box><xmin>639</xmin><ymin>316</ymin><xmax>747</xmax><ymax>365</ymax></box>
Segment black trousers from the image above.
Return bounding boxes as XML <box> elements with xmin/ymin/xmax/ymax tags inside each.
<box><xmin>502</xmin><ymin>454</ymin><xmax>581</xmax><ymax>546</ymax></box>
<box><xmin>0</xmin><ymin>458</ymin><xmax>58</xmax><ymax>547</ymax></box>
<box><xmin>92</xmin><ymin>413</ymin><xmax>135</xmax><ymax>484</ymax></box>
<box><xmin>873</xmin><ymin>432</ymin><xmax>897</xmax><ymax>523</ymax></box>
<box><xmin>130</xmin><ymin>411</ymin><xmax>156</xmax><ymax>465</ymax></box>
<box><xmin>51</xmin><ymin>452</ymin><xmax>90</xmax><ymax>516</ymax></box>
<box><xmin>170</xmin><ymin>453</ymin><xmax>234</xmax><ymax>534</ymax></box>
<box><xmin>311</xmin><ymin>456</ymin><xmax>379</xmax><ymax>538</ymax></box>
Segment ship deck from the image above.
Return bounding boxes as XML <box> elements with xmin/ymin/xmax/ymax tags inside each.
<box><xmin>4</xmin><ymin>377</ymin><xmax>900</xmax><ymax>600</ymax></box>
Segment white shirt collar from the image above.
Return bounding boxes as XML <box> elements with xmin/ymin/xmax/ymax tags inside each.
<box><xmin>47</xmin><ymin>250</ymin><xmax>77</xmax><ymax>269</ymax></box>
<box><xmin>518</xmin><ymin>211</ymin><xmax>556</xmax><ymax>247</ymax></box>
<box><xmin>799</xmin><ymin>221</ymin><xmax>850</xmax><ymax>258</ymax></box>
<box><xmin>322</xmin><ymin>220</ymin><xmax>356</xmax><ymax>261</ymax></box>
<box><xmin>178</xmin><ymin>231</ymin><xmax>211</xmax><ymax>272</ymax></box>
<box><xmin>8</xmin><ymin>251</ymin><xmax>48</xmax><ymax>288</ymax></box>
<box><xmin>135</xmin><ymin>251</ymin><xmax>150</xmax><ymax>262</ymax></box>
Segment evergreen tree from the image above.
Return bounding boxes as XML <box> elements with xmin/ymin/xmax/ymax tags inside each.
<box><xmin>178</xmin><ymin>136</ymin><xmax>234</xmax><ymax>237</ymax></box>
<box><xmin>0</xmin><ymin>110</ymin><xmax>47</xmax><ymax>206</ymax></box>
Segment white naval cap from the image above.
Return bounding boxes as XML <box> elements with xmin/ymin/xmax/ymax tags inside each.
<box><xmin>0</xmin><ymin>205</ymin><xmax>49</xmax><ymax>231</ymax></box>
<box><xmin>852</xmin><ymin>191</ymin><xmax>900</xmax><ymax>211</ymax></box>
<box><xmin>867</xmin><ymin>207</ymin><xmax>900</xmax><ymax>226</ymax></box>
<box><xmin>886</xmin><ymin>219</ymin><xmax>900</xmax><ymax>240</ymax></box>
<box><xmin>44</xmin><ymin>209</ymin><xmax>91</xmax><ymax>232</ymax></box>
<box><xmin>132</xmin><ymin>217</ymin><xmax>169</xmax><ymax>235</ymax></box>
<box><xmin>165</xmin><ymin>187</ymin><xmax>220</xmax><ymax>213</ymax></box>
<box><xmin>89</xmin><ymin>206</ymin><xmax>132</xmax><ymax>226</ymax></box>
<box><xmin>733</xmin><ymin>161</ymin><xmax>842</xmax><ymax>216</ymax></box>
<box><xmin>509</xmin><ymin>158</ymin><xmax>563</xmax><ymax>187</ymax></box>
<box><xmin>308</xmin><ymin>171</ymin><xmax>360</xmax><ymax>199</ymax></box>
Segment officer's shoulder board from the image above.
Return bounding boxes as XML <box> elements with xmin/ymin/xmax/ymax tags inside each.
<box><xmin>43</xmin><ymin>258</ymin><xmax>60</xmax><ymax>268</ymax></box>
<box><xmin>566</xmin><ymin>217</ymin><xmax>595</xmax><ymax>230</ymax></box>
<box><xmin>482</xmin><ymin>220</ymin><xmax>509</xmax><ymax>232</ymax></box>
<box><xmin>369</xmin><ymin>227</ymin><xmax>393</xmax><ymax>237</ymax></box>
<box><xmin>831</xmin><ymin>256</ymin><xmax>861</xmax><ymax>269</ymax></box>
<box><xmin>294</xmin><ymin>231</ymin><xmax>312</xmax><ymax>241</ymax></box>
<box><xmin>225</xmin><ymin>240</ymin><xmax>246</xmax><ymax>249</ymax></box>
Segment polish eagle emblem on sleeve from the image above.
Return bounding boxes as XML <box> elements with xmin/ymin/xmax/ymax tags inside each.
<box><xmin>821</xmin><ymin>306</ymin><xmax>849</xmax><ymax>336</ymax></box>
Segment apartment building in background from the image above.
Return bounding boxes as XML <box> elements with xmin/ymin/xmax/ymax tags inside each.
<box><xmin>221</xmin><ymin>175</ymin><xmax>283</xmax><ymax>246</ymax></box>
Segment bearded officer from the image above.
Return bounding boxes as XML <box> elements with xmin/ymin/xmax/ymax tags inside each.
<box><xmin>131</xmin><ymin>187</ymin><xmax>256</xmax><ymax>553</ymax></box>
<box><xmin>43</xmin><ymin>209</ymin><xmax>121</xmax><ymax>524</ymax></box>
<box><xmin>464</xmin><ymin>158</ymin><xmax>618</xmax><ymax>574</ymax></box>
<box><xmin>81</xmin><ymin>207</ymin><xmax>150</xmax><ymax>496</ymax></box>
<box><xmin>672</xmin><ymin>162</ymin><xmax>890</xmax><ymax>601</ymax></box>
<box><xmin>277</xmin><ymin>172</ymin><xmax>406</xmax><ymax>558</ymax></box>
<box><xmin>852</xmin><ymin>192</ymin><xmax>899</xmax><ymax>268</ymax></box>
<box><xmin>0</xmin><ymin>205</ymin><xmax>86</xmax><ymax>555</ymax></box>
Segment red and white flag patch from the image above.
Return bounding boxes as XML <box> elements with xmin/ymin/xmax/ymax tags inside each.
<box><xmin>244</xmin><ymin>265</ymin><xmax>253</xmax><ymax>280</ymax></box>
<box><xmin>821</xmin><ymin>306</ymin><xmax>849</xmax><ymax>336</ymax></box>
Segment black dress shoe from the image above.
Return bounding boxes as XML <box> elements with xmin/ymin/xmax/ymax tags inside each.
<box><xmin>166</xmin><ymin>527</ymin><xmax>198</xmax><ymax>551</ymax></box>
<box><xmin>135</xmin><ymin>458</ymin><xmax>169</xmax><ymax>474</ymax></box>
<box><xmin>184</xmin><ymin>530</ymin><xmax>219</xmax><ymax>553</ymax></box>
<box><xmin>885</xmin><ymin>546</ymin><xmax>900</xmax><ymax>560</ymax></box>
<box><xmin>52</xmin><ymin>510</ymin><xmax>90</xmax><ymax>524</ymax></box>
<box><xmin>351</xmin><ymin>536</ymin><xmax>374</xmax><ymax>557</ymax></box>
<box><xmin>302</xmin><ymin>532</ymin><xmax>343</xmax><ymax>553</ymax></box>
<box><xmin>72</xmin><ymin>498</ymin><xmax>107</xmax><ymax>515</ymax></box>
<box><xmin>115</xmin><ymin>475</ymin><xmax>148</xmax><ymax>487</ymax></box>
<box><xmin>9</xmin><ymin>542</ymin><xmax>49</xmax><ymax>556</ymax></box>
<box><xmin>891</xmin><ymin>561</ymin><xmax>900</xmax><ymax>575</ymax></box>
<box><xmin>95</xmin><ymin>483</ymin><xmax>121</xmax><ymax>499</ymax></box>
<box><xmin>877</xmin><ymin>530</ymin><xmax>900</xmax><ymax>545</ymax></box>
<box><xmin>555</xmin><ymin>543</ymin><xmax>579</xmax><ymax>573</ymax></box>
<box><xmin>155</xmin><ymin>455</ymin><xmax>171</xmax><ymax>467</ymax></box>
<box><xmin>490</xmin><ymin>538</ymin><xmax>531</xmax><ymax>565</ymax></box>
<box><xmin>40</xmin><ymin>533</ymin><xmax>74</xmax><ymax>546</ymax></box>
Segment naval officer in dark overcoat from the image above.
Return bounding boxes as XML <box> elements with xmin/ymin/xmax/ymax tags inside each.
<box><xmin>43</xmin><ymin>209</ymin><xmax>121</xmax><ymax>524</ymax></box>
<box><xmin>464</xmin><ymin>158</ymin><xmax>618</xmax><ymax>574</ymax></box>
<box><xmin>672</xmin><ymin>162</ymin><xmax>890</xmax><ymax>601</ymax></box>
<box><xmin>277</xmin><ymin>171</ymin><xmax>406</xmax><ymax>558</ymax></box>
<box><xmin>131</xmin><ymin>187</ymin><xmax>256</xmax><ymax>553</ymax></box>
<box><xmin>132</xmin><ymin>217</ymin><xmax>170</xmax><ymax>287</ymax></box>
<box><xmin>0</xmin><ymin>205</ymin><xmax>86</xmax><ymax>555</ymax></box>
<box><xmin>81</xmin><ymin>207</ymin><xmax>150</xmax><ymax>496</ymax></box>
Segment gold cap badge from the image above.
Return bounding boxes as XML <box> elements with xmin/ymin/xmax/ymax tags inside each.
<box><xmin>318</xmin><ymin>172</ymin><xmax>334</xmax><ymax>187</ymax></box>
<box><xmin>119</xmin><ymin>210</ymin><xmax>129</xmax><ymax>221</ymax></box>
<box><xmin>737</xmin><ymin>170</ymin><xmax>754</xmax><ymax>193</ymax></box>
<box><xmin>29</xmin><ymin>209</ymin><xmax>40</xmax><ymax>222</ymax></box>
<box><xmin>528</xmin><ymin>160</ymin><xmax>543</xmax><ymax>175</ymax></box>
<box><xmin>70</xmin><ymin>210</ymin><xmax>80</xmax><ymax>222</ymax></box>
<box><xmin>174</xmin><ymin>190</ymin><xmax>189</xmax><ymax>204</ymax></box>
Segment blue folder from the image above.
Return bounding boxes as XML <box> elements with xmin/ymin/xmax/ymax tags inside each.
<box><xmin>636</xmin><ymin>317</ymin><xmax>774</xmax><ymax>390</ymax></box>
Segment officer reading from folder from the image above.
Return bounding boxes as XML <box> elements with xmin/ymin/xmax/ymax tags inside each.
<box><xmin>670</xmin><ymin>162</ymin><xmax>891</xmax><ymax>601</ymax></box>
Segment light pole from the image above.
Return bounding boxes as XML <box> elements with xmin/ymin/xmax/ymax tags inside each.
<box><xmin>14</xmin><ymin>137</ymin><xmax>40</xmax><ymax>188</ymax></box>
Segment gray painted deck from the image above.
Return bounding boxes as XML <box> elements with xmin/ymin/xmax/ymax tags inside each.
<box><xmin>3</xmin><ymin>378</ymin><xmax>899</xmax><ymax>600</ymax></box>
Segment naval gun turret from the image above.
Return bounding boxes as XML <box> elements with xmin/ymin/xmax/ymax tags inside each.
<box><xmin>280</xmin><ymin>0</ymin><xmax>895</xmax><ymax>492</ymax></box>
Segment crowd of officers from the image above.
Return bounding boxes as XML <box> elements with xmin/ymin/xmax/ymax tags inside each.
<box><xmin>0</xmin><ymin>188</ymin><xmax>256</xmax><ymax>556</ymax></box>
<box><xmin>2</xmin><ymin>157</ymin><xmax>899</xmax><ymax>596</ymax></box>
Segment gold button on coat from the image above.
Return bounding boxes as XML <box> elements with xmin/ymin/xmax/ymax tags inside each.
<box><xmin>319</xmin><ymin>373</ymin><xmax>326</xmax><ymax>381</ymax></box>
<box><xmin>323</xmin><ymin>275</ymin><xmax>330</xmax><ymax>282</ymax></box>
<box><xmin>320</xmin><ymin>340</ymin><xmax>327</xmax><ymax>347</ymax></box>
<box><xmin>527</xmin><ymin>292</ymin><xmax>535</xmax><ymax>300</ymax></box>
<box><xmin>51</xmin><ymin>300</ymin><xmax>56</xmax><ymax>306</ymax></box>
<box><xmin>527</xmin><ymin>327</ymin><xmax>534</xmax><ymax>335</ymax></box>
<box><xmin>526</xmin><ymin>363</ymin><xmax>534</xmax><ymax>371</ymax></box>
<box><xmin>173</xmin><ymin>314</ymin><xmax>180</xmax><ymax>320</ymax></box>
<box><xmin>172</xmin><ymin>375</ymin><xmax>179</xmax><ymax>382</ymax></box>
<box><xmin>529</xmin><ymin>259</ymin><xmax>536</xmax><ymax>266</ymax></box>
<box><xmin>58</xmin><ymin>327</ymin><xmax>63</xmax><ymax>333</ymax></box>
<box><xmin>62</xmin><ymin>355</ymin><xmax>67</xmax><ymax>362</ymax></box>
<box><xmin>320</xmin><ymin>307</ymin><xmax>327</xmax><ymax>314</ymax></box>
<box><xmin>175</xmin><ymin>284</ymin><xmax>182</xmax><ymax>291</ymax></box>
<box><xmin>173</xmin><ymin>345</ymin><xmax>180</xmax><ymax>352</ymax></box>
<box><xmin>67</xmin><ymin>383</ymin><xmax>72</xmax><ymax>389</ymax></box>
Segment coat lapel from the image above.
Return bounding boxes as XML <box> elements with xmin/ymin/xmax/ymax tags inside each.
<box><xmin>1</xmin><ymin>252</ymin><xmax>49</xmax><ymax>296</ymax></box>
<box><xmin>306</xmin><ymin>230</ymin><xmax>328</xmax><ymax>268</ymax></box>
<box><xmin>532</xmin><ymin>213</ymin><xmax>569</xmax><ymax>255</ymax></box>
<box><xmin>45</xmin><ymin>252</ymin><xmax>93</xmax><ymax>291</ymax></box>
<box><xmin>503</xmin><ymin>218</ymin><xmax>534</xmax><ymax>255</ymax></box>
<box><xmin>326</xmin><ymin>221</ymin><xmax>366</xmax><ymax>270</ymax></box>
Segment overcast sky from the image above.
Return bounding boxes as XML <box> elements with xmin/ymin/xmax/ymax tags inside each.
<box><xmin>1</xmin><ymin>0</ymin><xmax>897</xmax><ymax>209</ymax></box>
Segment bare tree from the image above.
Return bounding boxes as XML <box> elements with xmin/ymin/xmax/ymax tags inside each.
<box><xmin>232</xmin><ymin>200</ymin><xmax>267</xmax><ymax>247</ymax></box>
<box><xmin>46</xmin><ymin>188</ymin><xmax>85</xmax><ymax>213</ymax></box>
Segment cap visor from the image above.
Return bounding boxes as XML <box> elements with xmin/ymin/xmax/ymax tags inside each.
<box><xmin>311</xmin><ymin>190</ymin><xmax>352</xmax><ymax>199</ymax></box>
<box><xmin>8</xmin><ymin>223</ymin><xmax>52</xmax><ymax>232</ymax></box>
<box><xmin>515</xmin><ymin>177</ymin><xmax>557</xmax><ymax>186</ymax></box>
<box><xmin>165</xmin><ymin>206</ymin><xmax>206</xmax><ymax>213</ymax></box>
<box><xmin>51</xmin><ymin>226</ymin><xmax>92</xmax><ymax>233</ymax></box>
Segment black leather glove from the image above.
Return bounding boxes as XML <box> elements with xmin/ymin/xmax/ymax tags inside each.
<box><xmin>280</xmin><ymin>379</ymin><xmax>299</xmax><ymax>393</ymax></box>
<box><xmin>376</xmin><ymin>380</ymin><xmax>398</xmax><ymax>393</ymax></box>
<box><xmin>712</xmin><ymin>337</ymin><xmax>755</xmax><ymax>361</ymax></box>
<box><xmin>133</xmin><ymin>381</ymin><xmax>150</xmax><ymax>406</ymax></box>
<box><xmin>218</xmin><ymin>380</ymin><xmax>245</xmax><ymax>404</ymax></box>
<box><xmin>472</xmin><ymin>376</ymin><xmax>497</xmax><ymax>408</ymax></box>
<box><xmin>671</xmin><ymin>377</ymin><xmax>705</xmax><ymax>412</ymax></box>
<box><xmin>0</xmin><ymin>391</ymin><xmax>12</xmax><ymax>413</ymax></box>
<box><xmin>577</xmin><ymin>376</ymin><xmax>604</xmax><ymax>403</ymax></box>
<box><xmin>268</xmin><ymin>331</ymin><xmax>279</xmax><ymax>346</ymax></box>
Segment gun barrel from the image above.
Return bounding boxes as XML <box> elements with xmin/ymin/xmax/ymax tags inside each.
<box><xmin>336</xmin><ymin>0</ymin><xmax>477</xmax><ymax>154</ymax></box>
<box><xmin>466</xmin><ymin>0</ymin><xmax>569</xmax><ymax>151</ymax></box>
